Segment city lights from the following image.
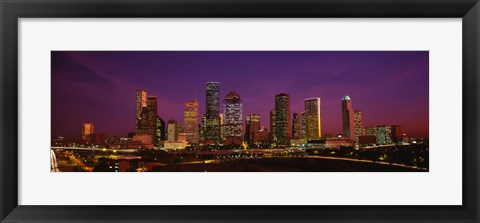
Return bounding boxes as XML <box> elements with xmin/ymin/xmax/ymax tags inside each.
<box><xmin>51</xmin><ymin>51</ymin><xmax>428</xmax><ymax>172</ymax></box>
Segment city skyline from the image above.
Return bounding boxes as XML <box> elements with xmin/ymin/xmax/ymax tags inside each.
<box><xmin>52</xmin><ymin>51</ymin><xmax>429</xmax><ymax>138</ymax></box>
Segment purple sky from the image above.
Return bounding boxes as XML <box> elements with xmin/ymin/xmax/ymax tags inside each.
<box><xmin>52</xmin><ymin>51</ymin><xmax>429</xmax><ymax>138</ymax></box>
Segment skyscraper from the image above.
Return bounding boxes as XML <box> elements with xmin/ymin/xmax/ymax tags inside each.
<box><xmin>304</xmin><ymin>98</ymin><xmax>322</xmax><ymax>140</ymax></box>
<box><xmin>245</xmin><ymin>114</ymin><xmax>261</xmax><ymax>145</ymax></box>
<box><xmin>82</xmin><ymin>123</ymin><xmax>94</xmax><ymax>140</ymax></box>
<box><xmin>301</xmin><ymin>111</ymin><xmax>307</xmax><ymax>139</ymax></box>
<box><xmin>292</xmin><ymin>113</ymin><xmax>302</xmax><ymax>139</ymax></box>
<box><xmin>147</xmin><ymin>96</ymin><xmax>157</xmax><ymax>115</ymax></box>
<box><xmin>156</xmin><ymin>116</ymin><xmax>166</xmax><ymax>141</ymax></box>
<box><xmin>342</xmin><ymin>95</ymin><xmax>355</xmax><ymax>140</ymax></box>
<box><xmin>275</xmin><ymin>93</ymin><xmax>291</xmax><ymax>147</ymax></box>
<box><xmin>199</xmin><ymin>114</ymin><xmax>207</xmax><ymax>142</ymax></box>
<box><xmin>135</xmin><ymin>90</ymin><xmax>148</xmax><ymax>133</ymax></box>
<box><xmin>219</xmin><ymin>113</ymin><xmax>225</xmax><ymax>141</ymax></box>
<box><xmin>270</xmin><ymin>109</ymin><xmax>277</xmax><ymax>144</ymax></box>
<box><xmin>137</xmin><ymin>96</ymin><xmax>158</xmax><ymax>144</ymax></box>
<box><xmin>354</xmin><ymin>110</ymin><xmax>362</xmax><ymax>141</ymax></box>
<box><xmin>184</xmin><ymin>100</ymin><xmax>199</xmax><ymax>144</ymax></box>
<box><xmin>223</xmin><ymin>91</ymin><xmax>243</xmax><ymax>145</ymax></box>
<box><xmin>204</xmin><ymin>82</ymin><xmax>221</xmax><ymax>144</ymax></box>
<box><xmin>167</xmin><ymin>120</ymin><xmax>178</xmax><ymax>142</ymax></box>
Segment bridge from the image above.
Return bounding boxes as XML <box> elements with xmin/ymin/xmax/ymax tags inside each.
<box><xmin>51</xmin><ymin>146</ymin><xmax>137</xmax><ymax>153</ymax></box>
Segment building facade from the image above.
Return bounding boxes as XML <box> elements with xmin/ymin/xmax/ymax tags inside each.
<box><xmin>275</xmin><ymin>93</ymin><xmax>291</xmax><ymax>147</ymax></box>
<box><xmin>353</xmin><ymin>110</ymin><xmax>362</xmax><ymax>142</ymax></box>
<box><xmin>301</xmin><ymin>111</ymin><xmax>307</xmax><ymax>139</ymax></box>
<box><xmin>204</xmin><ymin>82</ymin><xmax>221</xmax><ymax>144</ymax></box>
<box><xmin>376</xmin><ymin>125</ymin><xmax>393</xmax><ymax>145</ymax></box>
<box><xmin>82</xmin><ymin>123</ymin><xmax>94</xmax><ymax>140</ymax></box>
<box><xmin>167</xmin><ymin>120</ymin><xmax>178</xmax><ymax>142</ymax></box>
<box><xmin>199</xmin><ymin>114</ymin><xmax>206</xmax><ymax>142</ymax></box>
<box><xmin>269</xmin><ymin>109</ymin><xmax>277</xmax><ymax>145</ymax></box>
<box><xmin>184</xmin><ymin>100</ymin><xmax>199</xmax><ymax>144</ymax></box>
<box><xmin>219</xmin><ymin>113</ymin><xmax>225</xmax><ymax>141</ymax></box>
<box><xmin>137</xmin><ymin>96</ymin><xmax>158</xmax><ymax>145</ymax></box>
<box><xmin>342</xmin><ymin>95</ymin><xmax>355</xmax><ymax>140</ymax></box>
<box><xmin>292</xmin><ymin>113</ymin><xmax>302</xmax><ymax>139</ymax></box>
<box><xmin>391</xmin><ymin>125</ymin><xmax>404</xmax><ymax>143</ymax></box>
<box><xmin>223</xmin><ymin>91</ymin><xmax>243</xmax><ymax>145</ymax></box>
<box><xmin>304</xmin><ymin>98</ymin><xmax>322</xmax><ymax>140</ymax></box>
<box><xmin>135</xmin><ymin>90</ymin><xmax>148</xmax><ymax>134</ymax></box>
<box><xmin>245</xmin><ymin>114</ymin><xmax>261</xmax><ymax>145</ymax></box>
<box><xmin>156</xmin><ymin>116</ymin><xmax>166</xmax><ymax>141</ymax></box>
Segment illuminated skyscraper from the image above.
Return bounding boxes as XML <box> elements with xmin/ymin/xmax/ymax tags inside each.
<box><xmin>135</xmin><ymin>90</ymin><xmax>148</xmax><ymax>133</ymax></box>
<box><xmin>304</xmin><ymin>98</ymin><xmax>322</xmax><ymax>140</ymax></box>
<box><xmin>342</xmin><ymin>95</ymin><xmax>355</xmax><ymax>140</ymax></box>
<box><xmin>292</xmin><ymin>113</ymin><xmax>302</xmax><ymax>139</ymax></box>
<box><xmin>354</xmin><ymin>110</ymin><xmax>362</xmax><ymax>142</ymax></box>
<box><xmin>245</xmin><ymin>114</ymin><xmax>261</xmax><ymax>145</ymax></box>
<box><xmin>138</xmin><ymin>96</ymin><xmax>158</xmax><ymax>144</ymax></box>
<box><xmin>167</xmin><ymin>120</ymin><xmax>178</xmax><ymax>142</ymax></box>
<box><xmin>82</xmin><ymin>123</ymin><xmax>94</xmax><ymax>140</ymax></box>
<box><xmin>204</xmin><ymin>82</ymin><xmax>221</xmax><ymax>144</ymax></box>
<box><xmin>270</xmin><ymin>109</ymin><xmax>277</xmax><ymax>144</ymax></box>
<box><xmin>184</xmin><ymin>100</ymin><xmax>199</xmax><ymax>144</ymax></box>
<box><xmin>219</xmin><ymin>113</ymin><xmax>225</xmax><ymax>141</ymax></box>
<box><xmin>223</xmin><ymin>91</ymin><xmax>243</xmax><ymax>145</ymax></box>
<box><xmin>275</xmin><ymin>93</ymin><xmax>291</xmax><ymax>147</ymax></box>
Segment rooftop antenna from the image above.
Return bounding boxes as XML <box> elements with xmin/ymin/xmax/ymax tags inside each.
<box><xmin>194</xmin><ymin>89</ymin><xmax>197</xmax><ymax>102</ymax></box>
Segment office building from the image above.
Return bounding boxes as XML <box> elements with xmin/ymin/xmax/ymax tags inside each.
<box><xmin>167</xmin><ymin>120</ymin><xmax>178</xmax><ymax>142</ymax></box>
<box><xmin>270</xmin><ymin>109</ymin><xmax>277</xmax><ymax>144</ymax></box>
<box><xmin>292</xmin><ymin>113</ymin><xmax>302</xmax><ymax>139</ymax></box>
<box><xmin>204</xmin><ymin>82</ymin><xmax>221</xmax><ymax>144</ymax></box>
<box><xmin>82</xmin><ymin>123</ymin><xmax>94</xmax><ymax>140</ymax></box>
<box><xmin>137</xmin><ymin>96</ymin><xmax>158</xmax><ymax>144</ymax></box>
<box><xmin>184</xmin><ymin>100</ymin><xmax>199</xmax><ymax>144</ymax></box>
<box><xmin>354</xmin><ymin>110</ymin><xmax>362</xmax><ymax>141</ymax></box>
<box><xmin>135</xmin><ymin>90</ymin><xmax>148</xmax><ymax>133</ymax></box>
<box><xmin>275</xmin><ymin>93</ymin><xmax>291</xmax><ymax>147</ymax></box>
<box><xmin>304</xmin><ymin>98</ymin><xmax>322</xmax><ymax>140</ymax></box>
<box><xmin>391</xmin><ymin>125</ymin><xmax>404</xmax><ymax>143</ymax></box>
<box><xmin>156</xmin><ymin>116</ymin><xmax>166</xmax><ymax>141</ymax></box>
<box><xmin>342</xmin><ymin>95</ymin><xmax>355</xmax><ymax>140</ymax></box>
<box><xmin>245</xmin><ymin>114</ymin><xmax>261</xmax><ymax>145</ymax></box>
<box><xmin>223</xmin><ymin>91</ymin><xmax>243</xmax><ymax>145</ymax></box>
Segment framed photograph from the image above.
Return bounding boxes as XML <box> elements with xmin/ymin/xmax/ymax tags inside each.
<box><xmin>1</xmin><ymin>0</ymin><xmax>479</xmax><ymax>222</ymax></box>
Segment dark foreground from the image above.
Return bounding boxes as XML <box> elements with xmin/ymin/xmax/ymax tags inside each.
<box><xmin>151</xmin><ymin>157</ymin><xmax>425</xmax><ymax>172</ymax></box>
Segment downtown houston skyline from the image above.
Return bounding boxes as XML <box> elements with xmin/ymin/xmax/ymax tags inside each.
<box><xmin>52</xmin><ymin>51</ymin><xmax>429</xmax><ymax>138</ymax></box>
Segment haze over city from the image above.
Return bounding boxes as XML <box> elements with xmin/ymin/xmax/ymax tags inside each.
<box><xmin>52</xmin><ymin>51</ymin><xmax>428</xmax><ymax>139</ymax></box>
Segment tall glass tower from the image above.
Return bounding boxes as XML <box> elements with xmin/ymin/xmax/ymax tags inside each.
<box><xmin>204</xmin><ymin>82</ymin><xmax>221</xmax><ymax>144</ymax></box>
<box><xmin>223</xmin><ymin>91</ymin><xmax>243</xmax><ymax>145</ymax></box>
<box><xmin>304</xmin><ymin>97</ymin><xmax>322</xmax><ymax>140</ymax></box>
<box><xmin>342</xmin><ymin>95</ymin><xmax>355</xmax><ymax>140</ymax></box>
<box><xmin>275</xmin><ymin>93</ymin><xmax>291</xmax><ymax>147</ymax></box>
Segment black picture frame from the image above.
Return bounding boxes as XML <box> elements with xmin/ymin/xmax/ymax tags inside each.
<box><xmin>1</xmin><ymin>0</ymin><xmax>479</xmax><ymax>222</ymax></box>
